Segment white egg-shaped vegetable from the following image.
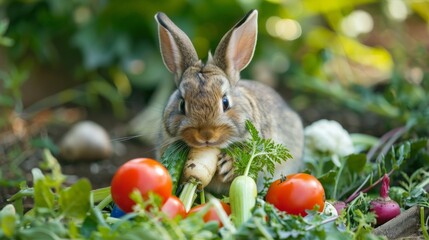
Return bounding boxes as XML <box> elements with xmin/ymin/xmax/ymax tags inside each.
<box><xmin>60</xmin><ymin>121</ymin><xmax>112</xmax><ymax>161</ymax></box>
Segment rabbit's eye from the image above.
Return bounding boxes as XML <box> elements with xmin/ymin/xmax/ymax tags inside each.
<box><xmin>222</xmin><ymin>95</ymin><xmax>230</xmax><ymax>112</ymax></box>
<box><xmin>179</xmin><ymin>98</ymin><xmax>186</xmax><ymax>115</ymax></box>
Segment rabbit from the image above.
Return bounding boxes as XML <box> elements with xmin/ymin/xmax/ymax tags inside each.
<box><xmin>155</xmin><ymin>9</ymin><xmax>304</xmax><ymax>195</ymax></box>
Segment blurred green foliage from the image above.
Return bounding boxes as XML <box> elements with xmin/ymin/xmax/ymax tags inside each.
<box><xmin>0</xmin><ymin>0</ymin><xmax>428</xmax><ymax>136</ymax></box>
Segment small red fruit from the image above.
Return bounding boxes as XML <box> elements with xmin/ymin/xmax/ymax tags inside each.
<box><xmin>161</xmin><ymin>196</ymin><xmax>186</xmax><ymax>219</ymax></box>
<box><xmin>187</xmin><ymin>202</ymin><xmax>231</xmax><ymax>227</ymax></box>
<box><xmin>111</xmin><ymin>158</ymin><xmax>172</xmax><ymax>213</ymax></box>
<box><xmin>266</xmin><ymin>173</ymin><xmax>325</xmax><ymax>216</ymax></box>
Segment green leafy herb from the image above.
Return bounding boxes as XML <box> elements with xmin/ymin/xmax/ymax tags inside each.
<box><xmin>225</xmin><ymin>120</ymin><xmax>292</xmax><ymax>180</ymax></box>
<box><xmin>390</xmin><ymin>168</ymin><xmax>429</xmax><ymax>208</ymax></box>
<box><xmin>160</xmin><ymin>141</ymin><xmax>190</xmax><ymax>194</ymax></box>
<box><xmin>226</xmin><ymin>120</ymin><xmax>291</xmax><ymax>227</ymax></box>
<box><xmin>59</xmin><ymin>178</ymin><xmax>91</xmax><ymax>219</ymax></box>
<box><xmin>231</xmin><ymin>199</ymin><xmax>364</xmax><ymax>240</ymax></box>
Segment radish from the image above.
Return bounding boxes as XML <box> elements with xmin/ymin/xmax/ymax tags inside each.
<box><xmin>333</xmin><ymin>201</ymin><xmax>347</xmax><ymax>215</ymax></box>
<box><xmin>179</xmin><ymin>147</ymin><xmax>220</xmax><ymax>211</ymax></box>
<box><xmin>370</xmin><ymin>174</ymin><xmax>401</xmax><ymax>226</ymax></box>
<box><xmin>182</xmin><ymin>147</ymin><xmax>220</xmax><ymax>189</ymax></box>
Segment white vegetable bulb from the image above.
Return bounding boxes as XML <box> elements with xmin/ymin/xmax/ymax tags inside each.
<box><xmin>304</xmin><ymin>119</ymin><xmax>354</xmax><ymax>165</ymax></box>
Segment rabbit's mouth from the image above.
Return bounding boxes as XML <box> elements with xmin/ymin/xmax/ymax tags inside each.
<box><xmin>184</xmin><ymin>137</ymin><xmax>229</xmax><ymax>149</ymax></box>
<box><xmin>181</xmin><ymin>126</ymin><xmax>232</xmax><ymax>148</ymax></box>
<box><xmin>189</xmin><ymin>141</ymin><xmax>227</xmax><ymax>148</ymax></box>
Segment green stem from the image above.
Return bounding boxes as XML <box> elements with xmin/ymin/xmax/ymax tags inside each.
<box><xmin>96</xmin><ymin>194</ymin><xmax>112</xmax><ymax>211</ymax></box>
<box><xmin>179</xmin><ymin>182</ymin><xmax>198</xmax><ymax>212</ymax></box>
<box><xmin>210</xmin><ymin>198</ymin><xmax>236</xmax><ymax>233</ymax></box>
<box><xmin>91</xmin><ymin>187</ymin><xmax>111</xmax><ymax>203</ymax></box>
<box><xmin>205</xmin><ymin>192</ymin><xmax>216</xmax><ymax>201</ymax></box>
<box><xmin>254</xmin><ymin>219</ymin><xmax>273</xmax><ymax>240</ymax></box>
<box><xmin>317</xmin><ymin>158</ymin><xmax>325</xmax><ymax>178</ymax></box>
<box><xmin>200</xmin><ymin>190</ymin><xmax>206</xmax><ymax>204</ymax></box>
<box><xmin>345</xmin><ymin>169</ymin><xmax>394</xmax><ymax>204</ymax></box>
<box><xmin>305</xmin><ymin>215</ymin><xmax>339</xmax><ymax>231</ymax></box>
<box><xmin>344</xmin><ymin>174</ymin><xmax>371</xmax><ymax>203</ymax></box>
<box><xmin>416</xmin><ymin>177</ymin><xmax>429</xmax><ymax>190</ymax></box>
<box><xmin>421</xmin><ymin>207</ymin><xmax>429</xmax><ymax>240</ymax></box>
<box><xmin>243</xmin><ymin>145</ymin><xmax>257</xmax><ymax>177</ymax></box>
<box><xmin>7</xmin><ymin>188</ymin><xmax>34</xmax><ymax>202</ymax></box>
<box><xmin>105</xmin><ymin>216</ymin><xmax>122</xmax><ymax>224</ymax></box>
<box><xmin>333</xmin><ymin>162</ymin><xmax>345</xmax><ymax>200</ymax></box>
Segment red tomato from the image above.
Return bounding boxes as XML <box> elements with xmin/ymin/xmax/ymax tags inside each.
<box><xmin>161</xmin><ymin>196</ymin><xmax>186</xmax><ymax>219</ymax></box>
<box><xmin>111</xmin><ymin>158</ymin><xmax>172</xmax><ymax>213</ymax></box>
<box><xmin>187</xmin><ymin>202</ymin><xmax>231</xmax><ymax>227</ymax></box>
<box><xmin>266</xmin><ymin>173</ymin><xmax>325</xmax><ymax>216</ymax></box>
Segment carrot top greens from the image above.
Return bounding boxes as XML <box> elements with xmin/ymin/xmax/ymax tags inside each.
<box><xmin>225</xmin><ymin>120</ymin><xmax>292</xmax><ymax>179</ymax></box>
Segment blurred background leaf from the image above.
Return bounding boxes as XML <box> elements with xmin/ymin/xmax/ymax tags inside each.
<box><xmin>0</xmin><ymin>0</ymin><xmax>428</xmax><ymax>140</ymax></box>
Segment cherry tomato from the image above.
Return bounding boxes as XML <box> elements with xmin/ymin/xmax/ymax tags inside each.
<box><xmin>266</xmin><ymin>173</ymin><xmax>325</xmax><ymax>216</ymax></box>
<box><xmin>161</xmin><ymin>196</ymin><xmax>186</xmax><ymax>219</ymax></box>
<box><xmin>187</xmin><ymin>202</ymin><xmax>231</xmax><ymax>227</ymax></box>
<box><xmin>111</xmin><ymin>158</ymin><xmax>172</xmax><ymax>213</ymax></box>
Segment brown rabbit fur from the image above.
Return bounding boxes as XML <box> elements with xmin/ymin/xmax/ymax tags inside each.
<box><xmin>155</xmin><ymin>10</ymin><xmax>304</xmax><ymax>195</ymax></box>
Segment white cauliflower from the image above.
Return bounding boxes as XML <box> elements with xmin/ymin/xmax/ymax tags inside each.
<box><xmin>304</xmin><ymin>119</ymin><xmax>354</xmax><ymax>166</ymax></box>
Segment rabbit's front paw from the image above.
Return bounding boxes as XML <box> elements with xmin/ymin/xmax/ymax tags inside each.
<box><xmin>217</xmin><ymin>153</ymin><xmax>235</xmax><ymax>183</ymax></box>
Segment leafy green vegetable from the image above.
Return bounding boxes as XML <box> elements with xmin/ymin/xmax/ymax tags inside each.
<box><xmin>229</xmin><ymin>199</ymin><xmax>374</xmax><ymax>240</ymax></box>
<box><xmin>390</xmin><ymin>168</ymin><xmax>429</xmax><ymax>208</ymax></box>
<box><xmin>225</xmin><ymin>120</ymin><xmax>291</xmax><ymax>227</ymax></box>
<box><xmin>160</xmin><ymin>141</ymin><xmax>190</xmax><ymax>194</ymax></box>
<box><xmin>33</xmin><ymin>169</ymin><xmax>55</xmax><ymax>209</ymax></box>
<box><xmin>0</xmin><ymin>149</ymin><xmax>223</xmax><ymax>240</ymax></box>
<box><xmin>317</xmin><ymin>153</ymin><xmax>368</xmax><ymax>200</ymax></box>
<box><xmin>1</xmin><ymin>134</ymin><xmax>428</xmax><ymax>239</ymax></box>
<box><xmin>317</xmin><ymin>139</ymin><xmax>429</xmax><ymax>202</ymax></box>
<box><xmin>225</xmin><ymin>120</ymin><xmax>292</xmax><ymax>180</ymax></box>
<box><xmin>59</xmin><ymin>179</ymin><xmax>91</xmax><ymax>219</ymax></box>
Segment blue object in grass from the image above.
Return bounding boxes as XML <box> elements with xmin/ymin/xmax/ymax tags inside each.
<box><xmin>110</xmin><ymin>204</ymin><xmax>126</xmax><ymax>218</ymax></box>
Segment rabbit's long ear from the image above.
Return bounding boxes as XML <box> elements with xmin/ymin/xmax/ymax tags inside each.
<box><xmin>155</xmin><ymin>12</ymin><xmax>199</xmax><ymax>85</ymax></box>
<box><xmin>212</xmin><ymin>10</ymin><xmax>258</xmax><ymax>85</ymax></box>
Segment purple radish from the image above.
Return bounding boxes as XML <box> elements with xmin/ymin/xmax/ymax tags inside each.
<box><xmin>333</xmin><ymin>201</ymin><xmax>347</xmax><ymax>215</ymax></box>
<box><xmin>370</xmin><ymin>174</ymin><xmax>401</xmax><ymax>226</ymax></box>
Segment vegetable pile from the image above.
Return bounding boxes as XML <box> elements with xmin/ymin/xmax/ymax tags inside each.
<box><xmin>1</xmin><ymin>121</ymin><xmax>429</xmax><ymax>239</ymax></box>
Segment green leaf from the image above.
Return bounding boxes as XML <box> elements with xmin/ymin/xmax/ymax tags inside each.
<box><xmin>121</xmin><ymin>226</ymin><xmax>166</xmax><ymax>240</ymax></box>
<box><xmin>0</xmin><ymin>204</ymin><xmax>17</xmax><ymax>238</ymax></box>
<box><xmin>317</xmin><ymin>170</ymin><xmax>338</xmax><ymax>199</ymax></box>
<box><xmin>80</xmin><ymin>215</ymin><xmax>99</xmax><ymax>238</ymax></box>
<box><xmin>33</xmin><ymin>172</ymin><xmax>55</xmax><ymax>210</ymax></box>
<box><xmin>318</xmin><ymin>170</ymin><xmax>338</xmax><ymax>186</ymax></box>
<box><xmin>394</xmin><ymin>141</ymin><xmax>411</xmax><ymax>168</ymax></box>
<box><xmin>31</xmin><ymin>168</ymin><xmax>45</xmax><ymax>183</ymax></box>
<box><xmin>383</xmin><ymin>139</ymin><xmax>427</xmax><ymax>171</ymax></box>
<box><xmin>245</xmin><ymin>120</ymin><xmax>261</xmax><ymax>142</ymax></box>
<box><xmin>59</xmin><ymin>178</ymin><xmax>91</xmax><ymax>219</ymax></box>
<box><xmin>227</xmin><ymin>120</ymin><xmax>292</xmax><ymax>179</ymax></box>
<box><xmin>318</xmin><ymin>154</ymin><xmax>369</xmax><ymax>200</ymax></box>
<box><xmin>345</xmin><ymin>154</ymin><xmax>367</xmax><ymax>173</ymax></box>
<box><xmin>160</xmin><ymin>141</ymin><xmax>189</xmax><ymax>194</ymax></box>
<box><xmin>18</xmin><ymin>227</ymin><xmax>63</xmax><ymax>240</ymax></box>
<box><xmin>41</xmin><ymin>149</ymin><xmax>64</xmax><ymax>183</ymax></box>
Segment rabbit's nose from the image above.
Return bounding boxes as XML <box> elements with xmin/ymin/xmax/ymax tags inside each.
<box><xmin>199</xmin><ymin>128</ymin><xmax>214</xmax><ymax>141</ymax></box>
